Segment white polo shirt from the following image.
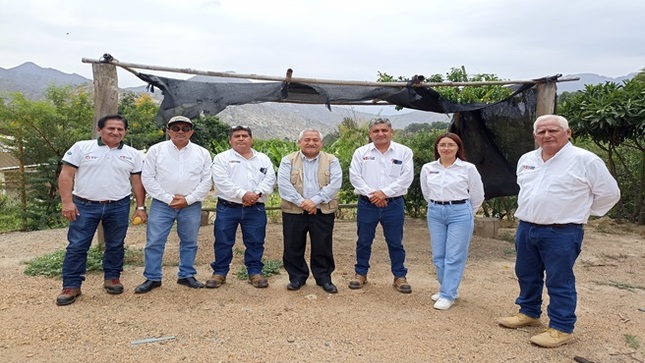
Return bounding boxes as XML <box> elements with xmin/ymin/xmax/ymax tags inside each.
<box><xmin>349</xmin><ymin>141</ymin><xmax>414</xmax><ymax>198</ymax></box>
<box><xmin>142</xmin><ymin>140</ymin><xmax>213</xmax><ymax>205</ymax></box>
<box><xmin>514</xmin><ymin>142</ymin><xmax>620</xmax><ymax>224</ymax></box>
<box><xmin>62</xmin><ymin>139</ymin><xmax>143</xmax><ymax>201</ymax></box>
<box><xmin>211</xmin><ymin>148</ymin><xmax>276</xmax><ymax>203</ymax></box>
<box><xmin>420</xmin><ymin>158</ymin><xmax>485</xmax><ymax>213</ymax></box>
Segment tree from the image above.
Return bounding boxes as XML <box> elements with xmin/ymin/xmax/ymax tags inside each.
<box><xmin>0</xmin><ymin>85</ymin><xmax>93</xmax><ymax>230</ymax></box>
<box><xmin>118</xmin><ymin>92</ymin><xmax>164</xmax><ymax>150</ymax></box>
<box><xmin>378</xmin><ymin>66</ymin><xmax>513</xmax><ymax>105</ymax></box>
<box><xmin>191</xmin><ymin>115</ymin><xmax>231</xmax><ymax>152</ymax></box>
<box><xmin>560</xmin><ymin>77</ymin><xmax>645</xmax><ymax>224</ymax></box>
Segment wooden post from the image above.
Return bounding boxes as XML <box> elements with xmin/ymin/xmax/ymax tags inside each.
<box><xmin>92</xmin><ymin>63</ymin><xmax>119</xmax><ymax>249</ymax></box>
<box><xmin>536</xmin><ymin>81</ymin><xmax>557</xmax><ymax>117</ymax></box>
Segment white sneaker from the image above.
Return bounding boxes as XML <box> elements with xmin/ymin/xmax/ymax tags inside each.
<box><xmin>434</xmin><ymin>298</ymin><xmax>454</xmax><ymax>310</ymax></box>
<box><xmin>431</xmin><ymin>291</ymin><xmax>459</xmax><ymax>302</ymax></box>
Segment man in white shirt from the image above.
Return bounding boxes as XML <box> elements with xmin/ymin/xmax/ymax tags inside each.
<box><xmin>278</xmin><ymin>129</ymin><xmax>342</xmax><ymax>294</ymax></box>
<box><xmin>206</xmin><ymin>125</ymin><xmax>276</xmax><ymax>289</ymax></box>
<box><xmin>134</xmin><ymin>116</ymin><xmax>213</xmax><ymax>294</ymax></box>
<box><xmin>348</xmin><ymin>118</ymin><xmax>414</xmax><ymax>293</ymax></box>
<box><xmin>498</xmin><ymin>114</ymin><xmax>620</xmax><ymax>347</ymax></box>
<box><xmin>57</xmin><ymin>114</ymin><xmax>147</xmax><ymax>306</ymax></box>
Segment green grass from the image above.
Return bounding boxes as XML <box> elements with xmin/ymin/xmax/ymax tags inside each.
<box><xmin>624</xmin><ymin>334</ymin><xmax>641</xmax><ymax>350</ymax></box>
<box><xmin>497</xmin><ymin>230</ymin><xmax>516</xmax><ymax>243</ymax></box>
<box><xmin>24</xmin><ymin>246</ymin><xmax>144</xmax><ymax>277</ymax></box>
<box><xmin>234</xmin><ymin>259</ymin><xmax>283</xmax><ymax>280</ymax></box>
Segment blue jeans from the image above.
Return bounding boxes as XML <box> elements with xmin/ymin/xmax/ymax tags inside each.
<box><xmin>514</xmin><ymin>221</ymin><xmax>583</xmax><ymax>333</ymax></box>
<box><xmin>211</xmin><ymin>203</ymin><xmax>267</xmax><ymax>276</ymax></box>
<box><xmin>62</xmin><ymin>196</ymin><xmax>131</xmax><ymax>288</ymax></box>
<box><xmin>354</xmin><ymin>197</ymin><xmax>407</xmax><ymax>277</ymax></box>
<box><xmin>143</xmin><ymin>199</ymin><xmax>202</xmax><ymax>281</ymax></box>
<box><xmin>427</xmin><ymin>201</ymin><xmax>474</xmax><ymax>300</ymax></box>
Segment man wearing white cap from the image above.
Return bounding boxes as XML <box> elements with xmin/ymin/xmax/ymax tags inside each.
<box><xmin>135</xmin><ymin>115</ymin><xmax>213</xmax><ymax>293</ymax></box>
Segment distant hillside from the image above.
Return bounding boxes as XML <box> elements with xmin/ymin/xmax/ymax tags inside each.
<box><xmin>0</xmin><ymin>62</ymin><xmax>90</xmax><ymax>99</ymax></box>
<box><xmin>0</xmin><ymin>62</ymin><xmax>637</xmax><ymax>139</ymax></box>
<box><xmin>557</xmin><ymin>73</ymin><xmax>637</xmax><ymax>93</ymax></box>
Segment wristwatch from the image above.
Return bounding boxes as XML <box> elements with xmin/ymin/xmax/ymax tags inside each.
<box><xmin>137</xmin><ymin>206</ymin><xmax>147</xmax><ymax>211</ymax></box>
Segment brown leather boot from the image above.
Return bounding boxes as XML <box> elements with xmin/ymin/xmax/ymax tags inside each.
<box><xmin>56</xmin><ymin>288</ymin><xmax>82</xmax><ymax>306</ymax></box>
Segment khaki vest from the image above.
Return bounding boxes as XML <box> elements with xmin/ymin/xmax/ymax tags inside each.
<box><xmin>280</xmin><ymin>151</ymin><xmax>339</xmax><ymax>214</ymax></box>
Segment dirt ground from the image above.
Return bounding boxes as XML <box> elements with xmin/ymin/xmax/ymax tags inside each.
<box><xmin>0</xmin><ymin>217</ymin><xmax>643</xmax><ymax>363</ymax></box>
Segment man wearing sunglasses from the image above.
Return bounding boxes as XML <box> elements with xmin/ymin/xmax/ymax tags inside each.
<box><xmin>207</xmin><ymin>125</ymin><xmax>276</xmax><ymax>289</ymax></box>
<box><xmin>134</xmin><ymin>115</ymin><xmax>213</xmax><ymax>294</ymax></box>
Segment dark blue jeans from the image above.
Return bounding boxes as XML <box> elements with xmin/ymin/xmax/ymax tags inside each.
<box><xmin>354</xmin><ymin>197</ymin><xmax>407</xmax><ymax>277</ymax></box>
<box><xmin>62</xmin><ymin>196</ymin><xmax>131</xmax><ymax>288</ymax></box>
<box><xmin>211</xmin><ymin>203</ymin><xmax>267</xmax><ymax>276</ymax></box>
<box><xmin>514</xmin><ymin>221</ymin><xmax>583</xmax><ymax>333</ymax></box>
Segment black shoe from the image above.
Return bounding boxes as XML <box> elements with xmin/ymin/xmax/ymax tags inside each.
<box><xmin>322</xmin><ymin>282</ymin><xmax>338</xmax><ymax>294</ymax></box>
<box><xmin>287</xmin><ymin>281</ymin><xmax>306</xmax><ymax>291</ymax></box>
<box><xmin>134</xmin><ymin>280</ymin><xmax>161</xmax><ymax>294</ymax></box>
<box><xmin>177</xmin><ymin>277</ymin><xmax>204</xmax><ymax>289</ymax></box>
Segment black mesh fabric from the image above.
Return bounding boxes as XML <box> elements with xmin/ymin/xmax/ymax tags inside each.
<box><xmin>136</xmin><ymin>72</ymin><xmax>553</xmax><ymax>198</ymax></box>
<box><xmin>449</xmin><ymin>86</ymin><xmax>538</xmax><ymax>198</ymax></box>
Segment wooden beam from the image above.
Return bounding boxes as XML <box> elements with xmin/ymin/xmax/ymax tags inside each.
<box><xmin>82</xmin><ymin>57</ymin><xmax>548</xmax><ymax>88</ymax></box>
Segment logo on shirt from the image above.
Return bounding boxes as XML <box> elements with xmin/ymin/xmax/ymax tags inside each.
<box><xmin>84</xmin><ymin>155</ymin><xmax>99</xmax><ymax>161</ymax></box>
<box><xmin>392</xmin><ymin>159</ymin><xmax>402</xmax><ymax>165</ymax></box>
<box><xmin>428</xmin><ymin>171</ymin><xmax>440</xmax><ymax>174</ymax></box>
<box><xmin>66</xmin><ymin>151</ymin><xmax>72</xmax><ymax>156</ymax></box>
<box><xmin>521</xmin><ymin>164</ymin><xmax>536</xmax><ymax>171</ymax></box>
<box><xmin>119</xmin><ymin>155</ymin><xmax>133</xmax><ymax>161</ymax></box>
<box><xmin>363</xmin><ymin>156</ymin><xmax>375</xmax><ymax>161</ymax></box>
<box><xmin>229</xmin><ymin>160</ymin><xmax>241</xmax><ymax>164</ymax></box>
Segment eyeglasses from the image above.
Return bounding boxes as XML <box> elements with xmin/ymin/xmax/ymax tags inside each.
<box><xmin>438</xmin><ymin>143</ymin><xmax>458</xmax><ymax>148</ymax></box>
<box><xmin>168</xmin><ymin>125</ymin><xmax>192</xmax><ymax>132</ymax></box>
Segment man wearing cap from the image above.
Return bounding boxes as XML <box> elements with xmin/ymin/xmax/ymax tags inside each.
<box><xmin>134</xmin><ymin>116</ymin><xmax>213</xmax><ymax>294</ymax></box>
<box><xmin>56</xmin><ymin>114</ymin><xmax>147</xmax><ymax>306</ymax></box>
<box><xmin>278</xmin><ymin>129</ymin><xmax>342</xmax><ymax>294</ymax></box>
<box><xmin>206</xmin><ymin>125</ymin><xmax>276</xmax><ymax>289</ymax></box>
<box><xmin>348</xmin><ymin>118</ymin><xmax>414</xmax><ymax>293</ymax></box>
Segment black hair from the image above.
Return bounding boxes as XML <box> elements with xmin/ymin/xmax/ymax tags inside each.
<box><xmin>98</xmin><ymin>114</ymin><xmax>128</xmax><ymax>130</ymax></box>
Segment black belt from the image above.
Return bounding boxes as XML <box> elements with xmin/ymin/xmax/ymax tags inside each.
<box><xmin>73</xmin><ymin>195</ymin><xmax>125</xmax><ymax>204</ymax></box>
<box><xmin>522</xmin><ymin>221</ymin><xmax>582</xmax><ymax>229</ymax></box>
<box><xmin>360</xmin><ymin>195</ymin><xmax>402</xmax><ymax>203</ymax></box>
<box><xmin>430</xmin><ymin>199</ymin><xmax>467</xmax><ymax>205</ymax></box>
<box><xmin>218</xmin><ymin>198</ymin><xmax>264</xmax><ymax>208</ymax></box>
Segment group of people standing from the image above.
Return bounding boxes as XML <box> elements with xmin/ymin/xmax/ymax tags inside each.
<box><xmin>56</xmin><ymin>113</ymin><xmax>619</xmax><ymax>348</ymax></box>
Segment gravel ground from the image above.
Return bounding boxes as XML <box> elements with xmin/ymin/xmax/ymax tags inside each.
<box><xmin>0</xmin><ymin>218</ymin><xmax>643</xmax><ymax>363</ymax></box>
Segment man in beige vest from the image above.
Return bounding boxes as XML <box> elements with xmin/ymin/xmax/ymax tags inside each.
<box><xmin>278</xmin><ymin>129</ymin><xmax>342</xmax><ymax>293</ymax></box>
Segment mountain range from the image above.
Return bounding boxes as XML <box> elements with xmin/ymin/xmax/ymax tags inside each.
<box><xmin>0</xmin><ymin>62</ymin><xmax>636</xmax><ymax>139</ymax></box>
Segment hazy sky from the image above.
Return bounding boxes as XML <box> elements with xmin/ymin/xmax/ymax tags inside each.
<box><xmin>1</xmin><ymin>0</ymin><xmax>643</xmax><ymax>88</ymax></box>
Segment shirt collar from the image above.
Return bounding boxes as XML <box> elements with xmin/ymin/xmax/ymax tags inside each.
<box><xmin>97</xmin><ymin>137</ymin><xmax>124</xmax><ymax>149</ymax></box>
<box><xmin>299</xmin><ymin>151</ymin><xmax>320</xmax><ymax>162</ymax></box>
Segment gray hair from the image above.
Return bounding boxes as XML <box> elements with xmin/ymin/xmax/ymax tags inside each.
<box><xmin>298</xmin><ymin>129</ymin><xmax>323</xmax><ymax>141</ymax></box>
<box><xmin>368</xmin><ymin>117</ymin><xmax>392</xmax><ymax>129</ymax></box>
<box><xmin>533</xmin><ymin>115</ymin><xmax>569</xmax><ymax>133</ymax></box>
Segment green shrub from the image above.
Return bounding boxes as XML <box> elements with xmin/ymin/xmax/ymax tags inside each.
<box><xmin>24</xmin><ymin>246</ymin><xmax>144</xmax><ymax>277</ymax></box>
<box><xmin>234</xmin><ymin>259</ymin><xmax>283</xmax><ymax>280</ymax></box>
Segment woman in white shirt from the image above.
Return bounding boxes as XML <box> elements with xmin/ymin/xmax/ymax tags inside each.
<box><xmin>420</xmin><ymin>132</ymin><xmax>484</xmax><ymax>310</ymax></box>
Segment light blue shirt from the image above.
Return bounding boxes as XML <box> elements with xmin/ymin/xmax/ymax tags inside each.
<box><xmin>278</xmin><ymin>151</ymin><xmax>342</xmax><ymax>206</ymax></box>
